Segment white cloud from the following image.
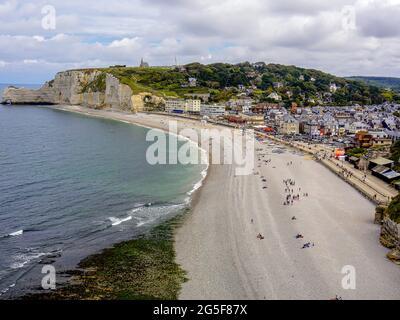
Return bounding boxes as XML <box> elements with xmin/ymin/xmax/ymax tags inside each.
<box><xmin>0</xmin><ymin>0</ymin><xmax>400</xmax><ymax>83</ymax></box>
<box><xmin>23</xmin><ymin>59</ymin><xmax>39</xmax><ymax>64</ymax></box>
<box><xmin>109</xmin><ymin>37</ymin><xmax>140</xmax><ymax>48</ymax></box>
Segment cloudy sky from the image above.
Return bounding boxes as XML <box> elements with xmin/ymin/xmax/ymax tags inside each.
<box><xmin>0</xmin><ymin>0</ymin><xmax>400</xmax><ymax>83</ymax></box>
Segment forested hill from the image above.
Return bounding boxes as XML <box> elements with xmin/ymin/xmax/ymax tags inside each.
<box><xmin>77</xmin><ymin>62</ymin><xmax>400</xmax><ymax>106</ymax></box>
<box><xmin>346</xmin><ymin>76</ymin><xmax>400</xmax><ymax>92</ymax></box>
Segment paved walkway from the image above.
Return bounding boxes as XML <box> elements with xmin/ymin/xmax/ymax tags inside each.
<box><xmin>263</xmin><ymin>135</ymin><xmax>398</xmax><ymax>206</ymax></box>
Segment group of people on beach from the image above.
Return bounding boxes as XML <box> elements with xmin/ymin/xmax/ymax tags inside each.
<box><xmin>283</xmin><ymin>179</ymin><xmax>303</xmax><ymax>206</ymax></box>
<box><xmin>281</xmin><ymin>172</ymin><xmax>316</xmax><ymax>250</ymax></box>
<box><xmin>253</xmin><ymin>148</ymin><xmax>316</xmax><ymax>250</ymax></box>
<box><xmin>340</xmin><ymin>167</ymin><xmax>354</xmax><ymax>179</ymax></box>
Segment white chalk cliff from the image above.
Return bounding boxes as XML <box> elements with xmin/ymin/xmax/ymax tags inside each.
<box><xmin>2</xmin><ymin>70</ymin><xmax>140</xmax><ymax>112</ymax></box>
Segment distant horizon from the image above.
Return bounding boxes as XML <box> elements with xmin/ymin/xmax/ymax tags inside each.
<box><xmin>2</xmin><ymin>59</ymin><xmax>400</xmax><ymax>87</ymax></box>
<box><xmin>0</xmin><ymin>82</ymin><xmax>43</xmax><ymax>86</ymax></box>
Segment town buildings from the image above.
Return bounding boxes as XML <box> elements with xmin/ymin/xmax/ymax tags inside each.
<box><xmin>185</xmin><ymin>99</ymin><xmax>201</xmax><ymax>114</ymax></box>
<box><xmin>279</xmin><ymin>115</ymin><xmax>299</xmax><ymax>135</ymax></box>
<box><xmin>200</xmin><ymin>104</ymin><xmax>226</xmax><ymax>117</ymax></box>
<box><xmin>165</xmin><ymin>99</ymin><xmax>186</xmax><ymax>113</ymax></box>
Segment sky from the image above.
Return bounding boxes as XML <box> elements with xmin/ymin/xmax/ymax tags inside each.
<box><xmin>0</xmin><ymin>0</ymin><xmax>400</xmax><ymax>83</ymax></box>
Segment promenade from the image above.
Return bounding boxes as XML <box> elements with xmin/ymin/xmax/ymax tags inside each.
<box><xmin>264</xmin><ymin>135</ymin><xmax>398</xmax><ymax>206</ymax></box>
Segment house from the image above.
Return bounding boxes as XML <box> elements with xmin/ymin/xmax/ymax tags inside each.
<box><xmin>383</xmin><ymin>118</ymin><xmax>397</xmax><ymax>130</ymax></box>
<box><xmin>279</xmin><ymin>115</ymin><xmax>299</xmax><ymax>135</ymax></box>
<box><xmin>188</xmin><ymin>77</ymin><xmax>197</xmax><ymax>87</ymax></box>
<box><xmin>227</xmin><ymin>98</ymin><xmax>254</xmax><ymax>113</ymax></box>
<box><xmin>273</xmin><ymin>82</ymin><xmax>284</xmax><ymax>89</ymax></box>
<box><xmin>242</xmin><ymin>104</ymin><xmax>251</xmax><ymax>114</ymax></box>
<box><xmin>267</xmin><ymin>92</ymin><xmax>282</xmax><ymax>101</ymax></box>
<box><xmin>372</xmin><ymin>138</ymin><xmax>393</xmax><ymax>147</ymax></box>
<box><xmin>369</xmin><ymin>131</ymin><xmax>389</xmax><ymax>139</ymax></box>
<box><xmin>330</xmin><ymin>83</ymin><xmax>338</xmax><ymax>93</ymax></box>
<box><xmin>354</xmin><ymin>131</ymin><xmax>373</xmax><ymax>148</ymax></box>
<box><xmin>349</xmin><ymin>121</ymin><xmax>369</xmax><ymax>134</ymax></box>
<box><xmin>385</xmin><ymin>130</ymin><xmax>400</xmax><ymax>141</ymax></box>
<box><xmin>303</xmin><ymin>119</ymin><xmax>319</xmax><ymax>137</ymax></box>
<box><xmin>375</xmin><ymin>169</ymin><xmax>400</xmax><ymax>183</ymax></box>
<box><xmin>369</xmin><ymin>158</ymin><xmax>399</xmax><ymax>182</ymax></box>
<box><xmin>252</xmin><ymin>103</ymin><xmax>280</xmax><ymax>114</ymax></box>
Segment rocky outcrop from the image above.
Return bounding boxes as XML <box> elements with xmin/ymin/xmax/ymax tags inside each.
<box><xmin>103</xmin><ymin>74</ymin><xmax>133</xmax><ymax>111</ymax></box>
<box><xmin>380</xmin><ymin>216</ymin><xmax>400</xmax><ymax>264</ymax></box>
<box><xmin>2</xmin><ymin>85</ymin><xmax>56</xmax><ymax>105</ymax></box>
<box><xmin>374</xmin><ymin>206</ymin><xmax>386</xmax><ymax>225</ymax></box>
<box><xmin>131</xmin><ymin>92</ymin><xmax>166</xmax><ymax>112</ymax></box>
<box><xmin>1</xmin><ymin>70</ymin><xmax>137</xmax><ymax>112</ymax></box>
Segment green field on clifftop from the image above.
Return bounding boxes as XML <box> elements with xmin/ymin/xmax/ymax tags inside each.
<box><xmin>74</xmin><ymin>62</ymin><xmax>398</xmax><ymax>105</ymax></box>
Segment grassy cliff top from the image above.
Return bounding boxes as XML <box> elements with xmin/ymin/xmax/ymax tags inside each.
<box><xmin>70</xmin><ymin>62</ymin><xmax>396</xmax><ymax>105</ymax></box>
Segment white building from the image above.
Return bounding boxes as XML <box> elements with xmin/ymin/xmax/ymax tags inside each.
<box><xmin>330</xmin><ymin>83</ymin><xmax>338</xmax><ymax>93</ymax></box>
<box><xmin>267</xmin><ymin>92</ymin><xmax>282</xmax><ymax>101</ymax></box>
<box><xmin>369</xmin><ymin>131</ymin><xmax>389</xmax><ymax>139</ymax></box>
<box><xmin>200</xmin><ymin>104</ymin><xmax>226</xmax><ymax>117</ymax></box>
<box><xmin>188</xmin><ymin>77</ymin><xmax>197</xmax><ymax>87</ymax></box>
<box><xmin>242</xmin><ymin>104</ymin><xmax>251</xmax><ymax>114</ymax></box>
<box><xmin>185</xmin><ymin>99</ymin><xmax>201</xmax><ymax>113</ymax></box>
<box><xmin>349</xmin><ymin>121</ymin><xmax>369</xmax><ymax>133</ymax></box>
<box><xmin>165</xmin><ymin>99</ymin><xmax>186</xmax><ymax>113</ymax></box>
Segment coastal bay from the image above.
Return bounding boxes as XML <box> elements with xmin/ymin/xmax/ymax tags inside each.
<box><xmin>3</xmin><ymin>104</ymin><xmax>399</xmax><ymax>299</ymax></box>
<box><xmin>0</xmin><ymin>104</ymin><xmax>205</xmax><ymax>299</ymax></box>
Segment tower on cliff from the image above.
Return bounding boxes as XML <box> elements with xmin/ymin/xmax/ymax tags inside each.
<box><xmin>140</xmin><ymin>58</ymin><xmax>149</xmax><ymax>68</ymax></box>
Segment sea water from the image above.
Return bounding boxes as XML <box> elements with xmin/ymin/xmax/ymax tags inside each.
<box><xmin>0</xmin><ymin>94</ymin><xmax>206</xmax><ymax>298</ymax></box>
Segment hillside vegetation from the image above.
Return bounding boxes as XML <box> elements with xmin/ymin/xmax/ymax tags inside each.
<box><xmin>347</xmin><ymin>76</ymin><xmax>400</xmax><ymax>92</ymax></box>
<box><xmin>76</xmin><ymin>62</ymin><xmax>396</xmax><ymax>105</ymax></box>
<box><xmin>386</xmin><ymin>194</ymin><xmax>400</xmax><ymax>223</ymax></box>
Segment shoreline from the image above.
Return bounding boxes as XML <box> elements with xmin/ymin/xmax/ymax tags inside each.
<box><xmin>6</xmin><ymin>104</ymin><xmax>400</xmax><ymax>300</ymax></box>
<box><xmin>17</xmin><ymin>104</ymin><xmax>213</xmax><ymax>299</ymax></box>
<box><xmin>44</xmin><ymin>105</ymin><xmax>211</xmax><ymax>205</ymax></box>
